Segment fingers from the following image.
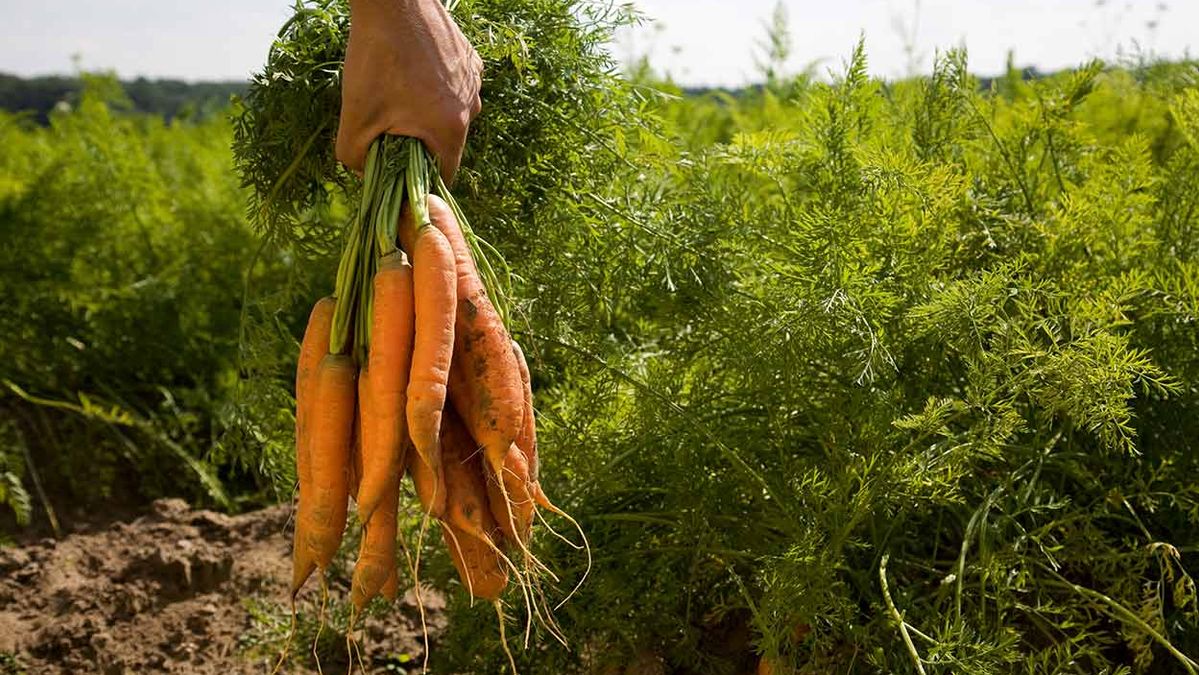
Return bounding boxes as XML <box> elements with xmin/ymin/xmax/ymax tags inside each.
<box><xmin>469</xmin><ymin>48</ymin><xmax>484</xmax><ymax>122</ymax></box>
<box><xmin>445</xmin><ymin>105</ymin><xmax>474</xmax><ymax>184</ymax></box>
<box><xmin>335</xmin><ymin>121</ymin><xmax>366</xmax><ymax>175</ymax></box>
<box><xmin>439</xmin><ymin>146</ymin><xmax>464</xmax><ymax>186</ymax></box>
<box><xmin>335</xmin><ymin>35</ymin><xmax>374</xmax><ymax>174</ymax></box>
<box><xmin>438</xmin><ymin>48</ymin><xmax>482</xmax><ymax>184</ymax></box>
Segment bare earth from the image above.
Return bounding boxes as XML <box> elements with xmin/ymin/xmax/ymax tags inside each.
<box><xmin>0</xmin><ymin>499</ymin><xmax>443</xmax><ymax>674</ymax></box>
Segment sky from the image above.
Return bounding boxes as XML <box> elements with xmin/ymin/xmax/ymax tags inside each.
<box><xmin>0</xmin><ymin>1</ymin><xmax>1194</xmax><ymax>86</ymax></box>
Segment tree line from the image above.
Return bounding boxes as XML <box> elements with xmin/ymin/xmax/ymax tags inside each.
<box><xmin>0</xmin><ymin>72</ymin><xmax>246</xmax><ymax>123</ymax></box>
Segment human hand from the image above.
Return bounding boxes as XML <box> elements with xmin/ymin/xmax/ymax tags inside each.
<box><xmin>336</xmin><ymin>0</ymin><xmax>483</xmax><ymax>182</ymax></box>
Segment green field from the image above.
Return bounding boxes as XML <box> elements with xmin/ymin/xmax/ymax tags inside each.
<box><xmin>2</xmin><ymin>1</ymin><xmax>1198</xmax><ymax>672</ymax></box>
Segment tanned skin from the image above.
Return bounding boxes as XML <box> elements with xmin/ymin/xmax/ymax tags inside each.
<box><xmin>336</xmin><ymin>0</ymin><xmax>483</xmax><ymax>181</ymax></box>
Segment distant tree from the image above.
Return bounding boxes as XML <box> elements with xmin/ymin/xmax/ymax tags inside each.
<box><xmin>0</xmin><ymin>72</ymin><xmax>247</xmax><ymax>123</ymax></box>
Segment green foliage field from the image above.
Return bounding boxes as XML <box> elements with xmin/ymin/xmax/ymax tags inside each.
<box><xmin>488</xmin><ymin>52</ymin><xmax>1199</xmax><ymax>673</ymax></box>
<box><xmin>0</xmin><ymin>78</ymin><xmax>329</xmax><ymax>524</ymax></box>
<box><xmin>2</xmin><ymin>1</ymin><xmax>1199</xmax><ymax>672</ymax></box>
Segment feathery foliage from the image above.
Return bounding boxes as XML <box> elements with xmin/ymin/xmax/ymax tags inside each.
<box><xmin>0</xmin><ymin>80</ymin><xmax>306</xmax><ymax>517</ymax></box>
<box><xmin>439</xmin><ymin>48</ymin><xmax>1199</xmax><ymax>673</ymax></box>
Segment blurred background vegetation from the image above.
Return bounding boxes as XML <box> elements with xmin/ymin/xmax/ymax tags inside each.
<box><xmin>0</xmin><ymin>73</ymin><xmax>246</xmax><ymax>124</ymax></box>
<box><xmin>2</xmin><ymin>0</ymin><xmax>1198</xmax><ymax>672</ymax></box>
<box><xmin>0</xmin><ymin>73</ymin><xmax>336</xmax><ymax>529</ymax></box>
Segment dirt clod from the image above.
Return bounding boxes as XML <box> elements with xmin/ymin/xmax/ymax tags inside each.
<box><xmin>0</xmin><ymin>499</ymin><xmax>443</xmax><ymax>673</ymax></box>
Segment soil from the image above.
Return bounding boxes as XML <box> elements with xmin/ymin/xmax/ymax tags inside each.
<box><xmin>0</xmin><ymin>499</ymin><xmax>444</xmax><ymax>674</ymax></box>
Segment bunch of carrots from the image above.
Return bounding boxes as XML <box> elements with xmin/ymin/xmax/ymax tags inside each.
<box><xmin>289</xmin><ymin>137</ymin><xmax>577</xmax><ymax>627</ymax></box>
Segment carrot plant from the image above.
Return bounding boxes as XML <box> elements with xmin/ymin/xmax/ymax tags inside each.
<box><xmin>0</xmin><ymin>78</ymin><xmax>301</xmax><ymax>519</ymax></box>
<box><xmin>472</xmin><ymin>48</ymin><xmax>1199</xmax><ymax>673</ymax></box>
<box><xmin>430</xmin><ymin>47</ymin><xmax>1199</xmax><ymax>675</ymax></box>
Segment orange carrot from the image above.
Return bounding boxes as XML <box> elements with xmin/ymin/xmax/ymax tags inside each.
<box><xmin>351</xmin><ymin>478</ymin><xmax>399</xmax><ymax>610</ymax></box>
<box><xmin>407</xmin><ymin>436</ymin><xmax>442</xmax><ymax>517</ymax></box>
<box><xmin>442</xmin><ymin>520</ymin><xmax>508</xmax><ymax>600</ymax></box>
<box><xmin>398</xmin><ymin>203</ymin><xmax>457</xmax><ymax>518</ymax></box>
<box><xmin>425</xmin><ymin>196</ymin><xmax>524</xmax><ymax>478</ymax></box>
<box><xmin>357</xmin><ymin>252</ymin><xmax>415</xmax><ymax>523</ymax></box>
<box><xmin>380</xmin><ymin>566</ymin><xmax>399</xmax><ymax>602</ymax></box>
<box><xmin>485</xmin><ymin>443</ymin><xmax>535</xmax><ymax>545</ymax></box>
<box><xmin>292</xmin><ymin>297</ymin><xmax>335</xmax><ymax>595</ymax></box>
<box><xmin>532</xmin><ymin>482</ymin><xmax>552</xmax><ymax>510</ymax></box>
<box><xmin>349</xmin><ymin>395</ymin><xmax>363</xmax><ymax>503</ymax></box>
<box><xmin>511</xmin><ymin>339</ymin><xmax>539</xmax><ymax>485</ymax></box>
<box><xmin>441</xmin><ymin>406</ymin><xmax>493</xmax><ymax>542</ymax></box>
<box><xmin>303</xmin><ymin>353</ymin><xmax>357</xmax><ymax>569</ymax></box>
